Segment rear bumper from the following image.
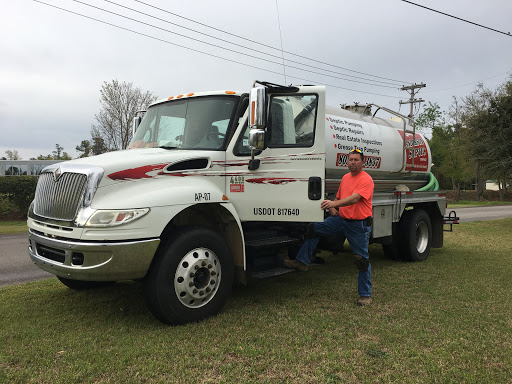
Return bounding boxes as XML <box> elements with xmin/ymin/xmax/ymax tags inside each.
<box><xmin>28</xmin><ymin>229</ymin><xmax>160</xmax><ymax>281</ymax></box>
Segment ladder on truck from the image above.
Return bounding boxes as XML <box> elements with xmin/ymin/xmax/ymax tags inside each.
<box><xmin>365</xmin><ymin>104</ymin><xmax>418</xmax><ymax>173</ymax></box>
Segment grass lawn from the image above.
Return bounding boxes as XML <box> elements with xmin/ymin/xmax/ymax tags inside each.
<box><xmin>1</xmin><ymin>219</ymin><xmax>512</xmax><ymax>383</ymax></box>
<box><xmin>0</xmin><ymin>220</ymin><xmax>27</xmax><ymax>235</ymax></box>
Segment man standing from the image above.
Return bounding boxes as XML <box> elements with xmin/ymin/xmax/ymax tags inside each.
<box><xmin>283</xmin><ymin>148</ymin><xmax>374</xmax><ymax>306</ymax></box>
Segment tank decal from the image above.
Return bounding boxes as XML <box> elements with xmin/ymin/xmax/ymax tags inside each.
<box><xmin>397</xmin><ymin>131</ymin><xmax>430</xmax><ymax>172</ymax></box>
<box><xmin>336</xmin><ymin>152</ymin><xmax>382</xmax><ymax>169</ymax></box>
<box><xmin>326</xmin><ymin>113</ymin><xmax>431</xmax><ymax>175</ymax></box>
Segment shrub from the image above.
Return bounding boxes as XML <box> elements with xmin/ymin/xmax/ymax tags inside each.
<box><xmin>0</xmin><ymin>176</ymin><xmax>38</xmax><ymax>219</ymax></box>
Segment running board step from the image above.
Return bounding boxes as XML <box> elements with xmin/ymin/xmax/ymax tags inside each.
<box><xmin>245</xmin><ymin>236</ymin><xmax>300</xmax><ymax>249</ymax></box>
<box><xmin>251</xmin><ymin>267</ymin><xmax>294</xmax><ymax>279</ymax></box>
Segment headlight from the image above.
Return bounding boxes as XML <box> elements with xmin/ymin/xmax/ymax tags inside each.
<box><xmin>85</xmin><ymin>208</ymin><xmax>149</xmax><ymax>227</ymax></box>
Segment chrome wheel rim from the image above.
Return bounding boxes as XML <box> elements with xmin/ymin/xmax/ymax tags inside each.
<box><xmin>416</xmin><ymin>221</ymin><xmax>429</xmax><ymax>254</ymax></box>
<box><xmin>174</xmin><ymin>248</ymin><xmax>221</xmax><ymax>308</ymax></box>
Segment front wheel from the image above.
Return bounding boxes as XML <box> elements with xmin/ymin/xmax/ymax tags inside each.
<box><xmin>399</xmin><ymin>209</ymin><xmax>432</xmax><ymax>262</ymax></box>
<box><xmin>144</xmin><ymin>227</ymin><xmax>233</xmax><ymax>325</ymax></box>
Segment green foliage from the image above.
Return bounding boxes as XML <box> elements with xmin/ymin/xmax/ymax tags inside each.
<box><xmin>416</xmin><ymin>102</ymin><xmax>444</xmax><ymax>135</ymax></box>
<box><xmin>463</xmin><ymin>80</ymin><xmax>512</xmax><ymax>198</ymax></box>
<box><xmin>0</xmin><ymin>176</ymin><xmax>38</xmax><ymax>218</ymax></box>
<box><xmin>430</xmin><ymin>123</ymin><xmax>473</xmax><ymax>191</ymax></box>
<box><xmin>37</xmin><ymin>144</ymin><xmax>72</xmax><ymax>160</ymax></box>
<box><xmin>76</xmin><ymin>139</ymin><xmax>91</xmax><ymax>158</ymax></box>
<box><xmin>91</xmin><ymin>136</ymin><xmax>108</xmax><ymax>155</ymax></box>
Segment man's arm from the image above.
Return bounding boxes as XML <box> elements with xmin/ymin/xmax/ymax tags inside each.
<box><xmin>320</xmin><ymin>193</ymin><xmax>361</xmax><ymax>211</ymax></box>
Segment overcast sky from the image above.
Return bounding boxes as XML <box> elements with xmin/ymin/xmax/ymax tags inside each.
<box><xmin>2</xmin><ymin>0</ymin><xmax>511</xmax><ymax>159</ymax></box>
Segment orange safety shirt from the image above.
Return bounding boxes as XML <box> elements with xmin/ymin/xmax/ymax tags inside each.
<box><xmin>336</xmin><ymin>171</ymin><xmax>374</xmax><ymax>220</ymax></box>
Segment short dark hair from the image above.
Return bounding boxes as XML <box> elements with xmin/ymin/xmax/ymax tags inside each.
<box><xmin>349</xmin><ymin>148</ymin><xmax>364</xmax><ymax>161</ymax></box>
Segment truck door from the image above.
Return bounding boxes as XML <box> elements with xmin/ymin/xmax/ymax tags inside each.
<box><xmin>225</xmin><ymin>86</ymin><xmax>326</xmax><ymax>223</ymax></box>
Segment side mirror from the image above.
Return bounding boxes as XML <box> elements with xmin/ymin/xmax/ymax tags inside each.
<box><xmin>249</xmin><ymin>128</ymin><xmax>265</xmax><ymax>151</ymax></box>
<box><xmin>133</xmin><ymin>116</ymin><xmax>142</xmax><ymax>135</ymax></box>
<box><xmin>248</xmin><ymin>86</ymin><xmax>267</xmax><ymax>170</ymax></box>
<box><xmin>249</xmin><ymin>86</ymin><xmax>266</xmax><ymax>129</ymax></box>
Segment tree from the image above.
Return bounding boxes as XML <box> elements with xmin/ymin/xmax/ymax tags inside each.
<box><xmin>461</xmin><ymin>80</ymin><xmax>512</xmax><ymax>201</ymax></box>
<box><xmin>416</xmin><ymin>102</ymin><xmax>444</xmax><ymax>137</ymax></box>
<box><xmin>53</xmin><ymin>144</ymin><xmax>64</xmax><ymax>159</ymax></box>
<box><xmin>52</xmin><ymin>144</ymin><xmax>71</xmax><ymax>160</ymax></box>
<box><xmin>464</xmin><ymin>80</ymin><xmax>512</xmax><ymax>200</ymax></box>
<box><xmin>428</xmin><ymin>97</ymin><xmax>473</xmax><ymax>201</ymax></box>
<box><xmin>91</xmin><ymin>136</ymin><xmax>108</xmax><ymax>156</ymax></box>
<box><xmin>5</xmin><ymin>150</ymin><xmax>21</xmax><ymax>160</ymax></box>
<box><xmin>91</xmin><ymin>80</ymin><xmax>157</xmax><ymax>151</ymax></box>
<box><xmin>37</xmin><ymin>144</ymin><xmax>72</xmax><ymax>160</ymax></box>
<box><xmin>76</xmin><ymin>140</ymin><xmax>92</xmax><ymax>158</ymax></box>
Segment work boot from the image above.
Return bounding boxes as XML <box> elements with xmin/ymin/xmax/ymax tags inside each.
<box><xmin>283</xmin><ymin>259</ymin><xmax>308</xmax><ymax>272</ymax></box>
<box><xmin>353</xmin><ymin>255</ymin><xmax>369</xmax><ymax>272</ymax></box>
<box><xmin>357</xmin><ymin>296</ymin><xmax>372</xmax><ymax>306</ymax></box>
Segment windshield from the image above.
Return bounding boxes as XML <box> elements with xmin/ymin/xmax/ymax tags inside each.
<box><xmin>129</xmin><ymin>96</ymin><xmax>238</xmax><ymax>150</ymax></box>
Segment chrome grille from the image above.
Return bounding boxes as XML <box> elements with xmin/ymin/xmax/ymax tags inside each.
<box><xmin>34</xmin><ymin>172</ymin><xmax>88</xmax><ymax>221</ymax></box>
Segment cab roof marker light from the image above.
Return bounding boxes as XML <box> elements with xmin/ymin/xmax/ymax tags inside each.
<box><xmin>177</xmin><ymin>95</ymin><xmax>184</xmax><ymax>99</ymax></box>
<box><xmin>168</xmin><ymin>96</ymin><xmax>174</xmax><ymax>100</ymax></box>
<box><xmin>187</xmin><ymin>93</ymin><xmax>194</xmax><ymax>96</ymax></box>
<box><xmin>225</xmin><ymin>91</ymin><xmax>236</xmax><ymax>94</ymax></box>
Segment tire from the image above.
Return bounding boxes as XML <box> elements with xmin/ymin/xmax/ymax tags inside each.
<box><xmin>399</xmin><ymin>209</ymin><xmax>432</xmax><ymax>262</ymax></box>
<box><xmin>144</xmin><ymin>227</ymin><xmax>233</xmax><ymax>325</ymax></box>
<box><xmin>57</xmin><ymin>277</ymin><xmax>115</xmax><ymax>290</ymax></box>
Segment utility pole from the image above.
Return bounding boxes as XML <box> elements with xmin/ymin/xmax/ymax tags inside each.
<box><xmin>399</xmin><ymin>83</ymin><xmax>426</xmax><ymax>125</ymax></box>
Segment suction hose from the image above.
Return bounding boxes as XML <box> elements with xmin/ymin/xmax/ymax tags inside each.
<box><xmin>416</xmin><ymin>172</ymin><xmax>439</xmax><ymax>192</ymax></box>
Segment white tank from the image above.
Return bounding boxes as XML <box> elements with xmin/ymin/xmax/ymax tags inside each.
<box><xmin>323</xmin><ymin>105</ymin><xmax>432</xmax><ymax>193</ymax></box>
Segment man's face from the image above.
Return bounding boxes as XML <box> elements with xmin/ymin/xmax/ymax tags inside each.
<box><xmin>348</xmin><ymin>153</ymin><xmax>364</xmax><ymax>173</ymax></box>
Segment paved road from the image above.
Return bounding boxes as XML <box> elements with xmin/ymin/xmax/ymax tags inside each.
<box><xmin>448</xmin><ymin>205</ymin><xmax>512</xmax><ymax>222</ymax></box>
<box><xmin>0</xmin><ymin>233</ymin><xmax>53</xmax><ymax>287</ymax></box>
<box><xmin>1</xmin><ymin>205</ymin><xmax>512</xmax><ymax>287</ymax></box>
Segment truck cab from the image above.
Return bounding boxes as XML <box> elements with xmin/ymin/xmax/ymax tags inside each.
<box><xmin>28</xmin><ymin>82</ymin><xmax>327</xmax><ymax>324</ymax></box>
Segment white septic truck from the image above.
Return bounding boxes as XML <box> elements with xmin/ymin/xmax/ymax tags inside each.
<box><xmin>28</xmin><ymin>81</ymin><xmax>457</xmax><ymax>324</ymax></box>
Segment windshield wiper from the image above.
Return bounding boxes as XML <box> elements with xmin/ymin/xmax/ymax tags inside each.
<box><xmin>159</xmin><ymin>146</ymin><xmax>179</xmax><ymax>150</ymax></box>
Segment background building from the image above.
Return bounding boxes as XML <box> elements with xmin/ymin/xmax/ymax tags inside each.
<box><xmin>0</xmin><ymin>160</ymin><xmax>63</xmax><ymax>176</ymax></box>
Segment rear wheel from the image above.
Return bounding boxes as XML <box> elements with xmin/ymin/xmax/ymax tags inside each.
<box><xmin>144</xmin><ymin>227</ymin><xmax>233</xmax><ymax>325</ymax></box>
<box><xmin>399</xmin><ymin>210</ymin><xmax>432</xmax><ymax>262</ymax></box>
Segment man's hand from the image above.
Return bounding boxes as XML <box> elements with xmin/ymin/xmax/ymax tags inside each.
<box><xmin>320</xmin><ymin>199</ymin><xmax>334</xmax><ymax>210</ymax></box>
<box><xmin>320</xmin><ymin>193</ymin><xmax>361</xmax><ymax>211</ymax></box>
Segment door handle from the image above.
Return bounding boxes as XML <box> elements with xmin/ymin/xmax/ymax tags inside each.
<box><xmin>308</xmin><ymin>177</ymin><xmax>322</xmax><ymax>200</ymax></box>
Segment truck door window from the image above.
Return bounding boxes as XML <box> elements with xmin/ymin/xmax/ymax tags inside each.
<box><xmin>268</xmin><ymin>94</ymin><xmax>318</xmax><ymax>148</ymax></box>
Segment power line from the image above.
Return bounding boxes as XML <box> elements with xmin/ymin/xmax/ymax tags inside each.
<box><xmin>130</xmin><ymin>0</ymin><xmax>411</xmax><ymax>84</ymax></box>
<box><xmin>69</xmin><ymin>0</ymin><xmax>399</xmax><ymax>89</ymax></box>
<box><xmin>425</xmin><ymin>69</ymin><xmax>512</xmax><ymax>93</ymax></box>
<box><xmin>32</xmin><ymin>0</ymin><xmax>403</xmax><ymax>100</ymax></box>
<box><xmin>401</xmin><ymin>0</ymin><xmax>512</xmax><ymax>37</ymax></box>
<box><xmin>98</xmin><ymin>0</ymin><xmax>402</xmax><ymax>87</ymax></box>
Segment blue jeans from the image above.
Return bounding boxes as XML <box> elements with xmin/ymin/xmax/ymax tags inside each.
<box><xmin>296</xmin><ymin>216</ymin><xmax>372</xmax><ymax>297</ymax></box>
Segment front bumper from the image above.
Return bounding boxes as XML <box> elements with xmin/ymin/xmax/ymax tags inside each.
<box><xmin>28</xmin><ymin>229</ymin><xmax>160</xmax><ymax>281</ymax></box>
